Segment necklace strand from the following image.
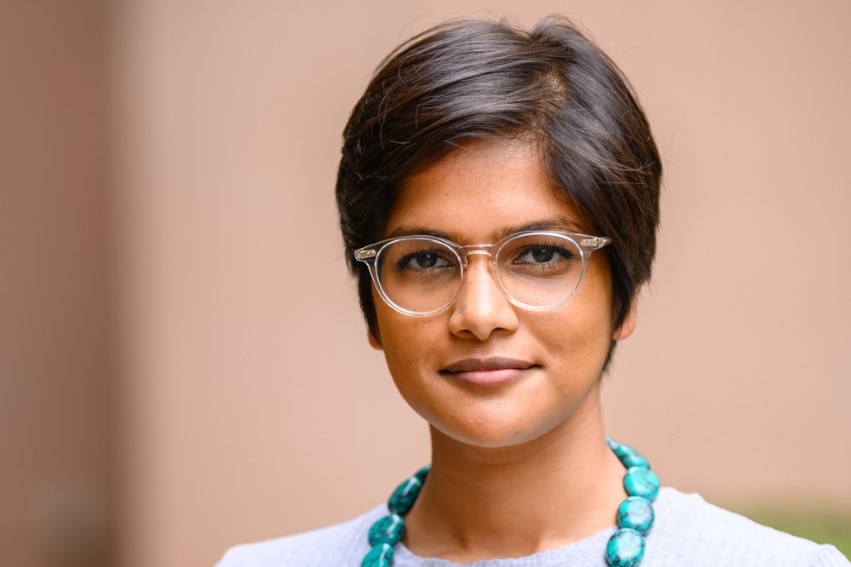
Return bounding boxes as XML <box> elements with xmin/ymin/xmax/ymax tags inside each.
<box><xmin>361</xmin><ymin>438</ymin><xmax>659</xmax><ymax>567</ymax></box>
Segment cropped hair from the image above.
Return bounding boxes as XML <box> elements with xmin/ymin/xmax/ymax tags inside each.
<box><xmin>336</xmin><ymin>17</ymin><xmax>662</xmax><ymax>341</ymax></box>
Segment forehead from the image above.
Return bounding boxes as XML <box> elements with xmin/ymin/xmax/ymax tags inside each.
<box><xmin>386</xmin><ymin>139</ymin><xmax>584</xmax><ymax>242</ymax></box>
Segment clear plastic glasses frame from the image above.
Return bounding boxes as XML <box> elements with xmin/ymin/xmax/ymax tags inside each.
<box><xmin>354</xmin><ymin>230</ymin><xmax>611</xmax><ymax>316</ymax></box>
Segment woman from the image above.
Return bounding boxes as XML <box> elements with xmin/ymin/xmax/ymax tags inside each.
<box><xmin>217</xmin><ymin>17</ymin><xmax>848</xmax><ymax>567</ymax></box>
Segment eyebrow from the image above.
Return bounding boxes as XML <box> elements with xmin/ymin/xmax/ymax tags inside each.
<box><xmin>384</xmin><ymin>216</ymin><xmax>588</xmax><ymax>242</ymax></box>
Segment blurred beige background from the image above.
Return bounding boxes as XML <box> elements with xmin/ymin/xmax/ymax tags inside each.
<box><xmin>1</xmin><ymin>1</ymin><xmax>849</xmax><ymax>566</ymax></box>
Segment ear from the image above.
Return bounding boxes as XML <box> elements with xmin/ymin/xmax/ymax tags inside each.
<box><xmin>368</xmin><ymin>328</ymin><xmax>383</xmax><ymax>350</ymax></box>
<box><xmin>612</xmin><ymin>295</ymin><xmax>638</xmax><ymax>341</ymax></box>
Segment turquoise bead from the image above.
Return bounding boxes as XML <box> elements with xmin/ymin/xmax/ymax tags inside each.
<box><xmin>616</xmin><ymin>496</ymin><xmax>654</xmax><ymax>535</ymax></box>
<box><xmin>388</xmin><ymin>475</ymin><xmax>424</xmax><ymax>515</ymax></box>
<box><xmin>605</xmin><ymin>528</ymin><xmax>645</xmax><ymax>567</ymax></box>
<box><xmin>618</xmin><ymin>450</ymin><xmax>650</xmax><ymax>469</ymax></box>
<box><xmin>368</xmin><ymin>514</ymin><xmax>406</xmax><ymax>547</ymax></box>
<box><xmin>413</xmin><ymin>465</ymin><xmax>431</xmax><ymax>483</ymax></box>
<box><xmin>623</xmin><ymin>466</ymin><xmax>660</xmax><ymax>501</ymax></box>
<box><xmin>361</xmin><ymin>542</ymin><xmax>394</xmax><ymax>567</ymax></box>
<box><xmin>611</xmin><ymin>442</ymin><xmax>650</xmax><ymax>469</ymax></box>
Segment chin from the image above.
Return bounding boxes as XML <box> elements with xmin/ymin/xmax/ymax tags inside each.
<box><xmin>430</xmin><ymin>416</ymin><xmax>561</xmax><ymax>451</ymax></box>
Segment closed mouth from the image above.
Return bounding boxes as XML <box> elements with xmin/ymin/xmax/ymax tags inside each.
<box><xmin>440</xmin><ymin>357</ymin><xmax>535</xmax><ymax>374</ymax></box>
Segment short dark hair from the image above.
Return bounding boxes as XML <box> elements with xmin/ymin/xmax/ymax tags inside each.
<box><xmin>336</xmin><ymin>16</ymin><xmax>661</xmax><ymax>341</ymax></box>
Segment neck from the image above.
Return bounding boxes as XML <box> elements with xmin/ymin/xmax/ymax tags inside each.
<box><xmin>404</xmin><ymin>413</ymin><xmax>625</xmax><ymax>562</ymax></box>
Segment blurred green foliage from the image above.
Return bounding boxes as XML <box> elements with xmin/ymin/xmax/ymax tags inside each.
<box><xmin>739</xmin><ymin>507</ymin><xmax>851</xmax><ymax>559</ymax></box>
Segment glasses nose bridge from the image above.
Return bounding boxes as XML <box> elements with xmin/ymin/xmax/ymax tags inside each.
<box><xmin>458</xmin><ymin>244</ymin><xmax>496</xmax><ymax>273</ymax></box>
<box><xmin>457</xmin><ymin>243</ymin><xmax>502</xmax><ymax>289</ymax></box>
<box><xmin>458</xmin><ymin>242</ymin><xmax>498</xmax><ymax>267</ymax></box>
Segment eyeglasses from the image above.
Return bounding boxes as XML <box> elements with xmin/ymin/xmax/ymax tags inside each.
<box><xmin>354</xmin><ymin>230</ymin><xmax>610</xmax><ymax>316</ymax></box>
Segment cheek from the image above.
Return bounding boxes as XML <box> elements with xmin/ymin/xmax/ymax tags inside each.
<box><xmin>377</xmin><ymin>319</ymin><xmax>443</xmax><ymax>416</ymax></box>
<box><xmin>534</xmin><ymin>314</ymin><xmax>610</xmax><ymax>356</ymax></box>
<box><xmin>531</xmin><ymin>290</ymin><xmax>616</xmax><ymax>363</ymax></box>
<box><xmin>373</xmin><ymin>306</ymin><xmax>437</xmax><ymax>369</ymax></box>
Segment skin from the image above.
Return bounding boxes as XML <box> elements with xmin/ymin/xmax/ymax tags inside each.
<box><xmin>368</xmin><ymin>138</ymin><xmax>638</xmax><ymax>562</ymax></box>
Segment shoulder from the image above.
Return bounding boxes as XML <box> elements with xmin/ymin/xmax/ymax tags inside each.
<box><xmin>214</xmin><ymin>505</ymin><xmax>384</xmax><ymax>567</ymax></box>
<box><xmin>648</xmin><ymin>488</ymin><xmax>848</xmax><ymax>566</ymax></box>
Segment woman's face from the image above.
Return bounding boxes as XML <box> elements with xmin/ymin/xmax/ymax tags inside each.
<box><xmin>369</xmin><ymin>139</ymin><xmax>636</xmax><ymax>450</ymax></box>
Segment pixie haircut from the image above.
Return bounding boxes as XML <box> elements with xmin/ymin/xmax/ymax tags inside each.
<box><xmin>336</xmin><ymin>17</ymin><xmax>661</xmax><ymax>340</ymax></box>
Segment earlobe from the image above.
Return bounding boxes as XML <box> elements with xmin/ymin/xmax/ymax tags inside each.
<box><xmin>612</xmin><ymin>296</ymin><xmax>638</xmax><ymax>341</ymax></box>
<box><xmin>368</xmin><ymin>329</ymin><xmax>383</xmax><ymax>350</ymax></box>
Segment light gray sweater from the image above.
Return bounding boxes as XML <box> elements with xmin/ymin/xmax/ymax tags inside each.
<box><xmin>216</xmin><ymin>488</ymin><xmax>848</xmax><ymax>566</ymax></box>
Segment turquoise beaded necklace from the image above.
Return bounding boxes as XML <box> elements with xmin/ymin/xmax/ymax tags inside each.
<box><xmin>362</xmin><ymin>438</ymin><xmax>659</xmax><ymax>567</ymax></box>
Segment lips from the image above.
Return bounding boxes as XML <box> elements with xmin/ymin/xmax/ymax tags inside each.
<box><xmin>440</xmin><ymin>357</ymin><xmax>535</xmax><ymax>387</ymax></box>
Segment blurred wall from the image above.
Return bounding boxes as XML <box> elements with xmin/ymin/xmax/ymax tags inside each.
<box><xmin>111</xmin><ymin>1</ymin><xmax>851</xmax><ymax>566</ymax></box>
<box><xmin>0</xmin><ymin>1</ymin><xmax>114</xmax><ymax>566</ymax></box>
<box><xmin>2</xmin><ymin>1</ymin><xmax>849</xmax><ymax>567</ymax></box>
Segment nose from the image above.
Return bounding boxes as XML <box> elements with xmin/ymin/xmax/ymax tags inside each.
<box><xmin>448</xmin><ymin>254</ymin><xmax>519</xmax><ymax>340</ymax></box>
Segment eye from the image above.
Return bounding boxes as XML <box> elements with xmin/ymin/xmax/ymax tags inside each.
<box><xmin>398</xmin><ymin>250</ymin><xmax>453</xmax><ymax>271</ymax></box>
<box><xmin>512</xmin><ymin>245</ymin><xmax>573</xmax><ymax>266</ymax></box>
<box><xmin>502</xmin><ymin>234</ymin><xmax>582</xmax><ymax>277</ymax></box>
